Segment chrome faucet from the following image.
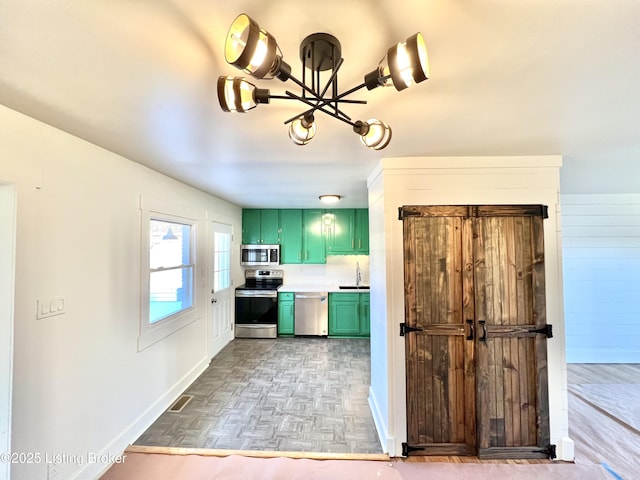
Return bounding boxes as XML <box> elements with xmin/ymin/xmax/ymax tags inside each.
<box><xmin>356</xmin><ymin>262</ymin><xmax>362</xmax><ymax>286</ymax></box>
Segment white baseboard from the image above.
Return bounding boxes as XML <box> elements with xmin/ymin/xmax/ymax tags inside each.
<box><xmin>555</xmin><ymin>436</ymin><xmax>575</xmax><ymax>462</ymax></box>
<box><xmin>368</xmin><ymin>386</ymin><xmax>394</xmax><ymax>455</ymax></box>
<box><xmin>74</xmin><ymin>355</ymin><xmax>210</xmax><ymax>480</ymax></box>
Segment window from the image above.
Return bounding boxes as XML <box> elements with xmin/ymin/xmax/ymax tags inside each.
<box><xmin>213</xmin><ymin>231</ymin><xmax>231</xmax><ymax>292</ymax></box>
<box><xmin>149</xmin><ymin>219</ymin><xmax>193</xmax><ymax>323</ymax></box>
<box><xmin>139</xmin><ymin>196</ymin><xmax>200</xmax><ymax>351</ymax></box>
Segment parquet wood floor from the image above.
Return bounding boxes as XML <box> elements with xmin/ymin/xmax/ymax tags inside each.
<box><xmin>135</xmin><ymin>341</ymin><xmax>638</xmax><ymax>477</ymax></box>
<box><xmin>135</xmin><ymin>338</ymin><xmax>382</xmax><ymax>454</ymax></box>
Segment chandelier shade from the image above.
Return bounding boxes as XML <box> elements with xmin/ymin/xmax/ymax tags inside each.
<box><xmin>218</xmin><ymin>13</ymin><xmax>430</xmax><ymax>149</ymax></box>
<box><xmin>354</xmin><ymin>119</ymin><xmax>392</xmax><ymax>150</ymax></box>
<box><xmin>289</xmin><ymin>114</ymin><xmax>317</xmax><ymax>145</ymax></box>
<box><xmin>217</xmin><ymin>76</ymin><xmax>270</xmax><ymax>112</ymax></box>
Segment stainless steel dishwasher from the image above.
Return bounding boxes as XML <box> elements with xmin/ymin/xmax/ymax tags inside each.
<box><xmin>294</xmin><ymin>292</ymin><xmax>328</xmax><ymax>336</ymax></box>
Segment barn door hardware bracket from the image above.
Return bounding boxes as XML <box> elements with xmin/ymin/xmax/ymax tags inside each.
<box><xmin>400</xmin><ymin>323</ymin><xmax>423</xmax><ymax>336</ymax></box>
<box><xmin>398</xmin><ymin>206</ymin><xmax>423</xmax><ymax>220</ymax></box>
<box><xmin>541</xmin><ymin>205</ymin><xmax>549</xmax><ymax>218</ymax></box>
<box><xmin>532</xmin><ymin>324</ymin><xmax>553</xmax><ymax>338</ymax></box>
<box><xmin>401</xmin><ymin>442</ymin><xmax>422</xmax><ymax>457</ymax></box>
<box><xmin>532</xmin><ymin>444</ymin><xmax>556</xmax><ymax>459</ymax></box>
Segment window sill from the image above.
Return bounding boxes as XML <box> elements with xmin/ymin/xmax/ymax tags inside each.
<box><xmin>137</xmin><ymin>307</ymin><xmax>200</xmax><ymax>351</ymax></box>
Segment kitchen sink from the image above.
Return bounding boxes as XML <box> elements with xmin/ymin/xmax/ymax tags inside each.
<box><xmin>338</xmin><ymin>285</ymin><xmax>370</xmax><ymax>290</ymax></box>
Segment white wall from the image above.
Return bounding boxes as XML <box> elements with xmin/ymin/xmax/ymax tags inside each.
<box><xmin>367</xmin><ymin>156</ymin><xmax>573</xmax><ymax>460</ymax></box>
<box><xmin>561</xmin><ymin>194</ymin><xmax>640</xmax><ymax>363</ymax></box>
<box><xmin>0</xmin><ymin>184</ymin><xmax>16</xmax><ymax>480</ymax></box>
<box><xmin>0</xmin><ymin>105</ymin><xmax>242</xmax><ymax>480</ymax></box>
<box><xmin>278</xmin><ymin>255</ymin><xmax>370</xmax><ymax>288</ymax></box>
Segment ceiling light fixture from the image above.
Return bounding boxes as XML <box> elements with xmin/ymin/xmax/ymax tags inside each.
<box><xmin>319</xmin><ymin>194</ymin><xmax>341</xmax><ymax>203</ymax></box>
<box><xmin>217</xmin><ymin>13</ymin><xmax>430</xmax><ymax>150</ymax></box>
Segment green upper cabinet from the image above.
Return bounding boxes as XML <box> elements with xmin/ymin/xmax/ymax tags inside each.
<box><xmin>302</xmin><ymin>209</ymin><xmax>326</xmax><ymax>263</ymax></box>
<box><xmin>279</xmin><ymin>209</ymin><xmax>303</xmax><ymax>263</ymax></box>
<box><xmin>325</xmin><ymin>208</ymin><xmax>369</xmax><ymax>255</ymax></box>
<box><xmin>326</xmin><ymin>209</ymin><xmax>355</xmax><ymax>254</ymax></box>
<box><xmin>355</xmin><ymin>208</ymin><xmax>369</xmax><ymax>254</ymax></box>
<box><xmin>241</xmin><ymin>208</ymin><xmax>368</xmax><ymax>260</ymax></box>
<box><xmin>279</xmin><ymin>209</ymin><xmax>326</xmax><ymax>264</ymax></box>
<box><xmin>242</xmin><ymin>209</ymin><xmax>280</xmax><ymax>244</ymax></box>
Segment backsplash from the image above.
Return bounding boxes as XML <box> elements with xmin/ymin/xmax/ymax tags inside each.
<box><xmin>276</xmin><ymin>255</ymin><xmax>370</xmax><ymax>287</ymax></box>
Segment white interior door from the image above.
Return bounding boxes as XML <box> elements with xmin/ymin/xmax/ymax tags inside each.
<box><xmin>0</xmin><ymin>184</ymin><xmax>16</xmax><ymax>480</ymax></box>
<box><xmin>208</xmin><ymin>222</ymin><xmax>233</xmax><ymax>358</ymax></box>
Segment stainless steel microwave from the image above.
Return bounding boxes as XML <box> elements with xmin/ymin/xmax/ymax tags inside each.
<box><xmin>240</xmin><ymin>244</ymin><xmax>280</xmax><ymax>266</ymax></box>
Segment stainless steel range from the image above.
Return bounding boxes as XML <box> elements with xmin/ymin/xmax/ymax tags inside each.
<box><xmin>235</xmin><ymin>269</ymin><xmax>283</xmax><ymax>338</ymax></box>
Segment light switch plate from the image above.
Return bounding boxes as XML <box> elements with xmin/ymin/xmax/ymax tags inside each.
<box><xmin>37</xmin><ymin>297</ymin><xmax>66</xmax><ymax>320</ymax></box>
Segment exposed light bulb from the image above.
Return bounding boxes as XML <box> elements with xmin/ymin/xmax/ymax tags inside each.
<box><xmin>289</xmin><ymin>114</ymin><xmax>316</xmax><ymax>145</ymax></box>
<box><xmin>354</xmin><ymin>119</ymin><xmax>392</xmax><ymax>150</ymax></box>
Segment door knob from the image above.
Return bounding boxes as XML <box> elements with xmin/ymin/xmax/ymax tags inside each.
<box><xmin>211</xmin><ymin>298</ymin><xmax>217</xmax><ymax>304</ymax></box>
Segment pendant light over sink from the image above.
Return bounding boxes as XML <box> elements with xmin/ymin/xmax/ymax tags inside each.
<box><xmin>217</xmin><ymin>13</ymin><xmax>430</xmax><ymax>150</ymax></box>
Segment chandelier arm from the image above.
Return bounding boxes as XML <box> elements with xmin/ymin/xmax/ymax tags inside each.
<box><xmin>309</xmin><ymin>105</ymin><xmax>358</xmax><ymax>127</ymax></box>
<box><xmin>283</xmin><ymin>91</ymin><xmax>354</xmax><ymax>123</ymax></box>
<box><xmin>332</xmin><ymin>81</ymin><xmax>368</xmax><ymax>101</ymax></box>
<box><xmin>318</xmin><ymin>58</ymin><xmax>344</xmax><ymax>100</ymax></box>
<box><xmin>267</xmin><ymin>95</ymin><xmax>299</xmax><ymax>100</ymax></box>
<box><xmin>286</xmin><ymin>74</ymin><xmax>322</xmax><ymax>100</ymax></box>
<box><xmin>267</xmin><ymin>95</ymin><xmax>365</xmax><ymax>104</ymax></box>
<box><xmin>282</xmin><ymin>79</ymin><xmax>370</xmax><ymax>123</ymax></box>
<box><xmin>281</xmin><ymin>99</ymin><xmax>356</xmax><ymax>127</ymax></box>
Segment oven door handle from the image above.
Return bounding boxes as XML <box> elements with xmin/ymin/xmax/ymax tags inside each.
<box><xmin>235</xmin><ymin>292</ymin><xmax>278</xmax><ymax>298</ymax></box>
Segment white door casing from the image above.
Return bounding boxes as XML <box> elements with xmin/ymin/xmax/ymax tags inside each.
<box><xmin>0</xmin><ymin>184</ymin><xmax>17</xmax><ymax>480</ymax></box>
<box><xmin>208</xmin><ymin>222</ymin><xmax>233</xmax><ymax>359</ymax></box>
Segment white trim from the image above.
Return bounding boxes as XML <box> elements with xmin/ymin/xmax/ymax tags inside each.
<box><xmin>206</xmin><ymin>221</ymin><xmax>235</xmax><ymax>359</ymax></box>
<box><xmin>138</xmin><ymin>196</ymin><xmax>203</xmax><ymax>351</ymax></box>
<box><xmin>0</xmin><ymin>184</ymin><xmax>16</xmax><ymax>480</ymax></box>
<box><xmin>368</xmin><ymin>386</ymin><xmax>393</xmax><ymax>455</ymax></box>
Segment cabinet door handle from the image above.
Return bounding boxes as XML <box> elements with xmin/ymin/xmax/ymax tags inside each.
<box><xmin>466</xmin><ymin>319</ymin><xmax>474</xmax><ymax>340</ymax></box>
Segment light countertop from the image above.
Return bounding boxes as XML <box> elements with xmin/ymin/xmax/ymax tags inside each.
<box><xmin>280</xmin><ymin>284</ymin><xmax>370</xmax><ymax>293</ymax></box>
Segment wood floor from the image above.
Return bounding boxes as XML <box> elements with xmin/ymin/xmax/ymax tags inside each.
<box><xmin>135</xmin><ymin>338</ymin><xmax>381</xmax><ymax>454</ymax></box>
<box><xmin>134</xmin><ymin>339</ymin><xmax>639</xmax><ymax>476</ymax></box>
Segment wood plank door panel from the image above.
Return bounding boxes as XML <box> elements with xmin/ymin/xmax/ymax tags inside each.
<box><xmin>402</xmin><ymin>205</ymin><xmax>551</xmax><ymax>459</ymax></box>
<box><xmin>404</xmin><ymin>213</ymin><xmax>476</xmax><ymax>456</ymax></box>
<box><xmin>473</xmin><ymin>214</ymin><xmax>551</xmax><ymax>459</ymax></box>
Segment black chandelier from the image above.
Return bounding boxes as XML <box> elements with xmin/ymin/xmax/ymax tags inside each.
<box><xmin>217</xmin><ymin>14</ymin><xmax>430</xmax><ymax>150</ymax></box>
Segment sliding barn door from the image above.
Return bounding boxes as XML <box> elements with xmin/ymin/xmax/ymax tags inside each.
<box><xmin>401</xmin><ymin>205</ymin><xmax>552</xmax><ymax>459</ymax></box>
<box><xmin>402</xmin><ymin>206</ymin><xmax>476</xmax><ymax>456</ymax></box>
<box><xmin>473</xmin><ymin>208</ymin><xmax>551</xmax><ymax>459</ymax></box>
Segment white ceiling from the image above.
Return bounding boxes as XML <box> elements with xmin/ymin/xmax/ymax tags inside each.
<box><xmin>2</xmin><ymin>1</ymin><xmax>639</xmax><ymax>208</ymax></box>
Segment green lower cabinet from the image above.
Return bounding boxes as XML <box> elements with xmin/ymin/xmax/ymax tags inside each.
<box><xmin>278</xmin><ymin>292</ymin><xmax>295</xmax><ymax>336</ymax></box>
<box><xmin>328</xmin><ymin>292</ymin><xmax>370</xmax><ymax>338</ymax></box>
<box><xmin>360</xmin><ymin>293</ymin><xmax>370</xmax><ymax>336</ymax></box>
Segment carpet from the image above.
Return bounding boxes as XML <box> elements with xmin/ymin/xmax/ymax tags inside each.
<box><xmin>101</xmin><ymin>452</ymin><xmax>611</xmax><ymax>480</ymax></box>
